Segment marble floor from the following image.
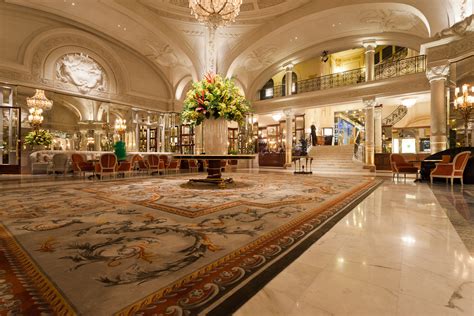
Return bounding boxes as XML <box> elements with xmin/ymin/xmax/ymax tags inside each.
<box><xmin>236</xmin><ymin>180</ymin><xmax>474</xmax><ymax>316</ymax></box>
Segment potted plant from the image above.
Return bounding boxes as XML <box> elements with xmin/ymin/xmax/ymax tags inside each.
<box><xmin>24</xmin><ymin>129</ymin><xmax>53</xmax><ymax>151</ymax></box>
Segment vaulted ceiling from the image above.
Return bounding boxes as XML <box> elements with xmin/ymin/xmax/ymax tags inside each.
<box><xmin>2</xmin><ymin>0</ymin><xmax>468</xmax><ymax>99</ymax></box>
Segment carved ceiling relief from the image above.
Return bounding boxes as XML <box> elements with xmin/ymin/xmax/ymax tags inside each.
<box><xmin>146</xmin><ymin>43</ymin><xmax>179</xmax><ymax>67</ymax></box>
<box><xmin>56</xmin><ymin>53</ymin><xmax>107</xmax><ymax>94</ymax></box>
<box><xmin>243</xmin><ymin>47</ymin><xmax>278</xmax><ymax>71</ymax></box>
<box><xmin>360</xmin><ymin>9</ymin><xmax>419</xmax><ymax>32</ymax></box>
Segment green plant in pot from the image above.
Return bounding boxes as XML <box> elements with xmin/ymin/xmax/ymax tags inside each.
<box><xmin>24</xmin><ymin>129</ymin><xmax>53</xmax><ymax>150</ymax></box>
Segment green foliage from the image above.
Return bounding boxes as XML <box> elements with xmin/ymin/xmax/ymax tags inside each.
<box><xmin>181</xmin><ymin>73</ymin><xmax>251</xmax><ymax>126</ymax></box>
<box><xmin>114</xmin><ymin>140</ymin><xmax>127</xmax><ymax>161</ymax></box>
<box><xmin>24</xmin><ymin>129</ymin><xmax>53</xmax><ymax>146</ymax></box>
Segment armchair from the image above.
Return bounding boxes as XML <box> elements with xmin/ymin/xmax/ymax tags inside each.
<box><xmin>166</xmin><ymin>159</ymin><xmax>181</xmax><ymax>174</ymax></box>
<box><xmin>95</xmin><ymin>153</ymin><xmax>117</xmax><ymax>180</ymax></box>
<box><xmin>390</xmin><ymin>154</ymin><xmax>419</xmax><ymax>180</ymax></box>
<box><xmin>147</xmin><ymin>154</ymin><xmax>161</xmax><ymax>175</ymax></box>
<box><xmin>71</xmin><ymin>153</ymin><xmax>94</xmax><ymax>178</ymax></box>
<box><xmin>431</xmin><ymin>151</ymin><xmax>471</xmax><ymax>186</ymax></box>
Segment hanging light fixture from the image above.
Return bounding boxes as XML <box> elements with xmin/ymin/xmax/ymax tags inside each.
<box><xmin>189</xmin><ymin>0</ymin><xmax>243</xmax><ymax>28</ymax></box>
<box><xmin>114</xmin><ymin>118</ymin><xmax>127</xmax><ymax>134</ymax></box>
<box><xmin>28</xmin><ymin>107</ymin><xmax>44</xmax><ymax>128</ymax></box>
<box><xmin>27</xmin><ymin>89</ymin><xmax>53</xmax><ymax>110</ymax></box>
<box><xmin>454</xmin><ymin>83</ymin><xmax>474</xmax><ymax>146</ymax></box>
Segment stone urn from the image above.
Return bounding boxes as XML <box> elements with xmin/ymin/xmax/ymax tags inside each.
<box><xmin>202</xmin><ymin>117</ymin><xmax>228</xmax><ymax>155</ymax></box>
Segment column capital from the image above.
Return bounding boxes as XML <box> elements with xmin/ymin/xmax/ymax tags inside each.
<box><xmin>363</xmin><ymin>97</ymin><xmax>376</xmax><ymax>108</ymax></box>
<box><xmin>362</xmin><ymin>40</ymin><xmax>377</xmax><ymax>52</ymax></box>
<box><xmin>284</xmin><ymin>63</ymin><xmax>294</xmax><ymax>72</ymax></box>
<box><xmin>426</xmin><ymin>64</ymin><xmax>449</xmax><ymax>82</ymax></box>
<box><xmin>283</xmin><ymin>108</ymin><xmax>294</xmax><ymax>117</ymax></box>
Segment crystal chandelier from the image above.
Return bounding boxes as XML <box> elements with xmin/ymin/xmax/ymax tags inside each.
<box><xmin>189</xmin><ymin>0</ymin><xmax>243</xmax><ymax>28</ymax></box>
<box><xmin>114</xmin><ymin>118</ymin><xmax>127</xmax><ymax>134</ymax></box>
<box><xmin>26</xmin><ymin>89</ymin><xmax>53</xmax><ymax>110</ymax></box>
<box><xmin>454</xmin><ymin>84</ymin><xmax>474</xmax><ymax>146</ymax></box>
<box><xmin>28</xmin><ymin>107</ymin><xmax>44</xmax><ymax>128</ymax></box>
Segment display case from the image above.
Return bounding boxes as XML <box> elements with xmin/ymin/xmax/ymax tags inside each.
<box><xmin>228</xmin><ymin>127</ymin><xmax>238</xmax><ymax>153</ymax></box>
<box><xmin>179</xmin><ymin>124</ymin><xmax>194</xmax><ymax>154</ymax></box>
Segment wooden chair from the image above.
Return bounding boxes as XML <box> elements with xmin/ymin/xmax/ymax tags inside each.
<box><xmin>116</xmin><ymin>160</ymin><xmax>132</xmax><ymax>178</ymax></box>
<box><xmin>147</xmin><ymin>154</ymin><xmax>161</xmax><ymax>175</ymax></box>
<box><xmin>431</xmin><ymin>151</ymin><xmax>471</xmax><ymax>186</ymax></box>
<box><xmin>49</xmin><ymin>153</ymin><xmax>69</xmax><ymax>176</ymax></box>
<box><xmin>136</xmin><ymin>156</ymin><xmax>150</xmax><ymax>175</ymax></box>
<box><xmin>390</xmin><ymin>154</ymin><xmax>419</xmax><ymax>180</ymax></box>
<box><xmin>95</xmin><ymin>153</ymin><xmax>117</xmax><ymax>180</ymax></box>
<box><xmin>166</xmin><ymin>159</ymin><xmax>181</xmax><ymax>174</ymax></box>
<box><xmin>188</xmin><ymin>159</ymin><xmax>199</xmax><ymax>173</ymax></box>
<box><xmin>71</xmin><ymin>153</ymin><xmax>94</xmax><ymax>178</ymax></box>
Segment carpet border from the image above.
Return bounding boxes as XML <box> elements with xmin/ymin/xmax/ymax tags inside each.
<box><xmin>205</xmin><ymin>178</ymin><xmax>383</xmax><ymax>316</ymax></box>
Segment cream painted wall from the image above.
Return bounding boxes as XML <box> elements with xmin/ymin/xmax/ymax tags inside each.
<box><xmin>0</xmin><ymin>8</ymin><xmax>171</xmax><ymax>105</ymax></box>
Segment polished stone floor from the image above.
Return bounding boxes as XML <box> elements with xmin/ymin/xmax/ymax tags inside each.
<box><xmin>236</xmin><ymin>180</ymin><xmax>474</xmax><ymax>316</ymax></box>
<box><xmin>1</xmin><ymin>172</ymin><xmax>473</xmax><ymax>315</ymax></box>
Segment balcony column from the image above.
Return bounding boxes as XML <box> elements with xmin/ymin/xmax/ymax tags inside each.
<box><xmin>284</xmin><ymin>109</ymin><xmax>294</xmax><ymax>168</ymax></box>
<box><xmin>374</xmin><ymin>105</ymin><xmax>383</xmax><ymax>153</ymax></box>
<box><xmin>363</xmin><ymin>97</ymin><xmax>376</xmax><ymax>171</ymax></box>
<box><xmin>284</xmin><ymin>64</ymin><xmax>294</xmax><ymax>96</ymax></box>
<box><xmin>426</xmin><ymin>65</ymin><xmax>449</xmax><ymax>153</ymax></box>
<box><xmin>363</xmin><ymin>40</ymin><xmax>377</xmax><ymax>82</ymax></box>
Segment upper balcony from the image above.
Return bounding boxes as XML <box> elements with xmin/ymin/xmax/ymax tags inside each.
<box><xmin>257</xmin><ymin>55</ymin><xmax>427</xmax><ymax>101</ymax></box>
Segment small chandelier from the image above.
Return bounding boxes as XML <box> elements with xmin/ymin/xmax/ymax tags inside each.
<box><xmin>114</xmin><ymin>118</ymin><xmax>127</xmax><ymax>134</ymax></box>
<box><xmin>454</xmin><ymin>83</ymin><xmax>474</xmax><ymax>146</ymax></box>
<box><xmin>28</xmin><ymin>107</ymin><xmax>44</xmax><ymax>128</ymax></box>
<box><xmin>189</xmin><ymin>0</ymin><xmax>243</xmax><ymax>28</ymax></box>
<box><xmin>27</xmin><ymin>89</ymin><xmax>53</xmax><ymax>110</ymax></box>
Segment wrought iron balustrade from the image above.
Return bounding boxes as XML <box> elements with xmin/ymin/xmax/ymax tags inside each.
<box><xmin>374</xmin><ymin>55</ymin><xmax>426</xmax><ymax>80</ymax></box>
<box><xmin>298</xmin><ymin>68</ymin><xmax>366</xmax><ymax>94</ymax></box>
<box><xmin>382</xmin><ymin>104</ymin><xmax>408</xmax><ymax>126</ymax></box>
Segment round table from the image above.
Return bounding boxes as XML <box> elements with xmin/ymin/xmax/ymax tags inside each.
<box><xmin>172</xmin><ymin>154</ymin><xmax>256</xmax><ymax>188</ymax></box>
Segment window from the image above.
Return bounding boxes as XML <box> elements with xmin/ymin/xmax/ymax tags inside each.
<box><xmin>260</xmin><ymin>79</ymin><xmax>274</xmax><ymax>100</ymax></box>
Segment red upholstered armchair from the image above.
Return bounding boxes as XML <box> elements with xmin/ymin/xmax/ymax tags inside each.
<box><xmin>431</xmin><ymin>151</ymin><xmax>471</xmax><ymax>186</ymax></box>
<box><xmin>95</xmin><ymin>153</ymin><xmax>117</xmax><ymax>180</ymax></box>
<box><xmin>390</xmin><ymin>154</ymin><xmax>419</xmax><ymax>180</ymax></box>
<box><xmin>147</xmin><ymin>154</ymin><xmax>161</xmax><ymax>175</ymax></box>
<box><xmin>71</xmin><ymin>153</ymin><xmax>94</xmax><ymax>178</ymax></box>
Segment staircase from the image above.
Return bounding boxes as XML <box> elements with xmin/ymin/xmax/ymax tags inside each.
<box><xmin>308</xmin><ymin>145</ymin><xmax>366</xmax><ymax>174</ymax></box>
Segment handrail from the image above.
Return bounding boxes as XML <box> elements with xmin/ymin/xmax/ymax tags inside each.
<box><xmin>374</xmin><ymin>55</ymin><xmax>426</xmax><ymax>80</ymax></box>
<box><xmin>382</xmin><ymin>105</ymin><xmax>408</xmax><ymax>126</ymax></box>
<box><xmin>258</xmin><ymin>55</ymin><xmax>427</xmax><ymax>101</ymax></box>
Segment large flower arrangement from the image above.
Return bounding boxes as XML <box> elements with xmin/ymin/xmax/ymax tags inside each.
<box><xmin>24</xmin><ymin>129</ymin><xmax>53</xmax><ymax>146</ymax></box>
<box><xmin>181</xmin><ymin>73</ymin><xmax>250</xmax><ymax>125</ymax></box>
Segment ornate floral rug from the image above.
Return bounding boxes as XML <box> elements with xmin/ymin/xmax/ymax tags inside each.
<box><xmin>0</xmin><ymin>173</ymin><xmax>380</xmax><ymax>315</ymax></box>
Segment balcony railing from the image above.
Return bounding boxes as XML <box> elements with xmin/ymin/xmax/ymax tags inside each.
<box><xmin>374</xmin><ymin>55</ymin><xmax>426</xmax><ymax>80</ymax></box>
<box><xmin>258</xmin><ymin>55</ymin><xmax>427</xmax><ymax>100</ymax></box>
<box><xmin>298</xmin><ymin>68</ymin><xmax>366</xmax><ymax>93</ymax></box>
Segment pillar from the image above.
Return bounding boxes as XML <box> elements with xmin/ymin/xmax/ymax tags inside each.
<box><xmin>426</xmin><ymin>65</ymin><xmax>449</xmax><ymax>153</ymax></box>
<box><xmin>284</xmin><ymin>109</ymin><xmax>293</xmax><ymax>168</ymax></box>
<box><xmin>374</xmin><ymin>105</ymin><xmax>383</xmax><ymax>153</ymax></box>
<box><xmin>363</xmin><ymin>97</ymin><xmax>376</xmax><ymax>171</ymax></box>
<box><xmin>363</xmin><ymin>40</ymin><xmax>377</xmax><ymax>82</ymax></box>
<box><xmin>284</xmin><ymin>64</ymin><xmax>294</xmax><ymax>96</ymax></box>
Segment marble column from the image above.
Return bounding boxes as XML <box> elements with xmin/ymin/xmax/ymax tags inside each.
<box><xmin>284</xmin><ymin>109</ymin><xmax>294</xmax><ymax>168</ymax></box>
<box><xmin>374</xmin><ymin>105</ymin><xmax>383</xmax><ymax>153</ymax></box>
<box><xmin>284</xmin><ymin>64</ymin><xmax>294</xmax><ymax>96</ymax></box>
<box><xmin>363</xmin><ymin>97</ymin><xmax>376</xmax><ymax>171</ymax></box>
<box><xmin>363</xmin><ymin>40</ymin><xmax>377</xmax><ymax>82</ymax></box>
<box><xmin>206</xmin><ymin>27</ymin><xmax>217</xmax><ymax>74</ymax></box>
<box><xmin>426</xmin><ymin>65</ymin><xmax>449</xmax><ymax>153</ymax></box>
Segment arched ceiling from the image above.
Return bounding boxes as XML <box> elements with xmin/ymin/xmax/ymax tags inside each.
<box><xmin>3</xmin><ymin>0</ymin><xmax>467</xmax><ymax>99</ymax></box>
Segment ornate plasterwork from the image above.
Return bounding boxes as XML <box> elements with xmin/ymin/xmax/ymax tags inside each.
<box><xmin>243</xmin><ymin>47</ymin><xmax>277</xmax><ymax>71</ymax></box>
<box><xmin>56</xmin><ymin>53</ymin><xmax>107</xmax><ymax>94</ymax></box>
<box><xmin>360</xmin><ymin>9</ymin><xmax>418</xmax><ymax>32</ymax></box>
<box><xmin>426</xmin><ymin>65</ymin><xmax>450</xmax><ymax>82</ymax></box>
<box><xmin>31</xmin><ymin>35</ymin><xmax>125</xmax><ymax>94</ymax></box>
<box><xmin>146</xmin><ymin>43</ymin><xmax>179</xmax><ymax>67</ymax></box>
<box><xmin>434</xmin><ymin>14</ymin><xmax>473</xmax><ymax>39</ymax></box>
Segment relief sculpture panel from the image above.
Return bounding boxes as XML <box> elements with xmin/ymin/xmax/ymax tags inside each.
<box><xmin>56</xmin><ymin>53</ymin><xmax>107</xmax><ymax>94</ymax></box>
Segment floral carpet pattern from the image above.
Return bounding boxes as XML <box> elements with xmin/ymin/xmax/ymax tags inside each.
<box><xmin>0</xmin><ymin>173</ymin><xmax>379</xmax><ymax>315</ymax></box>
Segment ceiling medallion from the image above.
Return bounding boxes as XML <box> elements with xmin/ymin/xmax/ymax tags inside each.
<box><xmin>189</xmin><ymin>0</ymin><xmax>243</xmax><ymax>28</ymax></box>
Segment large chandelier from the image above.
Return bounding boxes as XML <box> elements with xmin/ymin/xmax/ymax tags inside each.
<box><xmin>114</xmin><ymin>118</ymin><xmax>127</xmax><ymax>134</ymax></box>
<box><xmin>28</xmin><ymin>107</ymin><xmax>44</xmax><ymax>128</ymax></box>
<box><xmin>189</xmin><ymin>0</ymin><xmax>243</xmax><ymax>28</ymax></box>
<box><xmin>454</xmin><ymin>83</ymin><xmax>474</xmax><ymax>146</ymax></box>
<box><xmin>26</xmin><ymin>89</ymin><xmax>53</xmax><ymax>110</ymax></box>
